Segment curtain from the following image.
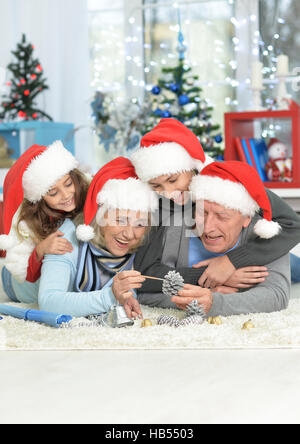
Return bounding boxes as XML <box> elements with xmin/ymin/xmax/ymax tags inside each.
<box><xmin>0</xmin><ymin>0</ymin><xmax>94</xmax><ymax>171</ymax></box>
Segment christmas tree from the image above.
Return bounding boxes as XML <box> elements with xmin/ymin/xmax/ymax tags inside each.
<box><xmin>144</xmin><ymin>29</ymin><xmax>224</xmax><ymax>159</ymax></box>
<box><xmin>0</xmin><ymin>34</ymin><xmax>52</xmax><ymax>121</ymax></box>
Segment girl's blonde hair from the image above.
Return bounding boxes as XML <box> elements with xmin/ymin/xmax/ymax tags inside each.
<box><xmin>17</xmin><ymin>169</ymin><xmax>90</xmax><ymax>241</ymax></box>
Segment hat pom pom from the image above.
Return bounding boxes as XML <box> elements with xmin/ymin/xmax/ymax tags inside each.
<box><xmin>0</xmin><ymin>234</ymin><xmax>16</xmax><ymax>251</ymax></box>
<box><xmin>254</xmin><ymin>219</ymin><xmax>282</xmax><ymax>239</ymax></box>
<box><xmin>76</xmin><ymin>224</ymin><xmax>95</xmax><ymax>242</ymax></box>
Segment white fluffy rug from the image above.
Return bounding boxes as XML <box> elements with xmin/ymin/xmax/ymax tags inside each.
<box><xmin>1</xmin><ymin>285</ymin><xmax>300</xmax><ymax>350</ymax></box>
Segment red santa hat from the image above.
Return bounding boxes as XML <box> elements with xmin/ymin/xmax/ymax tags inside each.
<box><xmin>189</xmin><ymin>161</ymin><xmax>281</xmax><ymax>239</ymax></box>
<box><xmin>131</xmin><ymin>118</ymin><xmax>211</xmax><ymax>182</ymax></box>
<box><xmin>0</xmin><ymin>141</ymin><xmax>79</xmax><ymax>250</ymax></box>
<box><xmin>76</xmin><ymin>157</ymin><xmax>158</xmax><ymax>242</ymax></box>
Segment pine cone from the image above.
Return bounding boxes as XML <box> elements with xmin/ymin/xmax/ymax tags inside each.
<box><xmin>185</xmin><ymin>300</ymin><xmax>206</xmax><ymax>319</ymax></box>
<box><xmin>162</xmin><ymin>271</ymin><xmax>184</xmax><ymax>297</ymax></box>
<box><xmin>180</xmin><ymin>315</ymin><xmax>204</xmax><ymax>327</ymax></box>
<box><xmin>157</xmin><ymin>314</ymin><xmax>180</xmax><ymax>328</ymax></box>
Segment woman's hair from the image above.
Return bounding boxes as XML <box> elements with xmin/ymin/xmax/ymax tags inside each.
<box><xmin>17</xmin><ymin>169</ymin><xmax>90</xmax><ymax>241</ymax></box>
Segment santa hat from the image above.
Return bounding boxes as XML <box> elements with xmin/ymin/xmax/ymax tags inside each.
<box><xmin>131</xmin><ymin>118</ymin><xmax>211</xmax><ymax>182</ymax></box>
<box><xmin>76</xmin><ymin>157</ymin><xmax>158</xmax><ymax>242</ymax></box>
<box><xmin>189</xmin><ymin>161</ymin><xmax>281</xmax><ymax>239</ymax></box>
<box><xmin>0</xmin><ymin>141</ymin><xmax>78</xmax><ymax>250</ymax></box>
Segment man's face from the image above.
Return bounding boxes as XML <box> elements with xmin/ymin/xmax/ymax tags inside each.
<box><xmin>196</xmin><ymin>201</ymin><xmax>251</xmax><ymax>254</ymax></box>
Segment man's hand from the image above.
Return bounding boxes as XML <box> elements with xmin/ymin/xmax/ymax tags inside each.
<box><xmin>193</xmin><ymin>255</ymin><xmax>236</xmax><ymax>288</ymax></box>
<box><xmin>171</xmin><ymin>284</ymin><xmax>213</xmax><ymax>314</ymax></box>
<box><xmin>193</xmin><ymin>256</ymin><xmax>236</xmax><ymax>288</ymax></box>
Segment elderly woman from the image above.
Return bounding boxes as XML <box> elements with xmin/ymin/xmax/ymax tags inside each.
<box><xmin>5</xmin><ymin>157</ymin><xmax>158</xmax><ymax>318</ymax></box>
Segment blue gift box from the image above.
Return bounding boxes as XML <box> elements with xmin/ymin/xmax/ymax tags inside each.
<box><xmin>0</xmin><ymin>121</ymin><xmax>75</xmax><ymax>195</ymax></box>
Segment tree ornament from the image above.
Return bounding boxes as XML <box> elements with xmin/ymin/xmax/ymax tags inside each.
<box><xmin>242</xmin><ymin>320</ymin><xmax>255</xmax><ymax>331</ymax></box>
<box><xmin>141</xmin><ymin>319</ymin><xmax>153</xmax><ymax>328</ymax></box>
<box><xmin>207</xmin><ymin>316</ymin><xmax>223</xmax><ymax>325</ymax></box>
<box><xmin>215</xmin><ymin>134</ymin><xmax>223</xmax><ymax>144</ymax></box>
<box><xmin>154</xmin><ymin>108</ymin><xmax>163</xmax><ymax>117</ymax></box>
<box><xmin>162</xmin><ymin>110</ymin><xmax>172</xmax><ymax>118</ymax></box>
<box><xmin>178</xmin><ymin>94</ymin><xmax>190</xmax><ymax>106</ymax></box>
<box><xmin>170</xmin><ymin>83</ymin><xmax>179</xmax><ymax>92</ymax></box>
<box><xmin>151</xmin><ymin>86</ymin><xmax>161</xmax><ymax>95</ymax></box>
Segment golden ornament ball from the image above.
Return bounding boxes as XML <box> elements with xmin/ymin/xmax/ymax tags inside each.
<box><xmin>207</xmin><ymin>316</ymin><xmax>222</xmax><ymax>325</ymax></box>
<box><xmin>242</xmin><ymin>320</ymin><xmax>255</xmax><ymax>331</ymax></box>
<box><xmin>212</xmin><ymin>316</ymin><xmax>223</xmax><ymax>325</ymax></box>
<box><xmin>141</xmin><ymin>319</ymin><xmax>153</xmax><ymax>328</ymax></box>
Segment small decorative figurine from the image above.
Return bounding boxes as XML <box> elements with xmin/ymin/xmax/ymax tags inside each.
<box><xmin>265</xmin><ymin>138</ymin><xmax>292</xmax><ymax>182</ymax></box>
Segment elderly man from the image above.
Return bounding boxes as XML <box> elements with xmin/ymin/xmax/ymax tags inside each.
<box><xmin>170</xmin><ymin>161</ymin><xmax>291</xmax><ymax>317</ymax></box>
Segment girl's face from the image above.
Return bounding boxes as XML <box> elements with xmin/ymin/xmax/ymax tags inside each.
<box><xmin>43</xmin><ymin>174</ymin><xmax>76</xmax><ymax>212</ymax></box>
<box><xmin>148</xmin><ymin>171</ymin><xmax>194</xmax><ymax>206</ymax></box>
<box><xmin>100</xmin><ymin>209</ymin><xmax>148</xmax><ymax>256</ymax></box>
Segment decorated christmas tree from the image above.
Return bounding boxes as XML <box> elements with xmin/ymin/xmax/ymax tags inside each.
<box><xmin>0</xmin><ymin>34</ymin><xmax>52</xmax><ymax>121</ymax></box>
<box><xmin>144</xmin><ymin>28</ymin><xmax>224</xmax><ymax>159</ymax></box>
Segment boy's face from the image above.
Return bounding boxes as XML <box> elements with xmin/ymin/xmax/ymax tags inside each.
<box><xmin>148</xmin><ymin>171</ymin><xmax>194</xmax><ymax>206</ymax></box>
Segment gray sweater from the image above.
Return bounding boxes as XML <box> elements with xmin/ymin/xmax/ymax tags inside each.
<box><xmin>135</xmin><ymin>193</ymin><xmax>293</xmax><ymax>316</ymax></box>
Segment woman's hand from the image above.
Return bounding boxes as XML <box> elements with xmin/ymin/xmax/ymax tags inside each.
<box><xmin>123</xmin><ymin>296</ymin><xmax>143</xmax><ymax>320</ymax></box>
<box><xmin>224</xmin><ymin>266</ymin><xmax>269</xmax><ymax>289</ymax></box>
<box><xmin>112</xmin><ymin>270</ymin><xmax>145</xmax><ymax>305</ymax></box>
<box><xmin>35</xmin><ymin>231</ymin><xmax>73</xmax><ymax>261</ymax></box>
<box><xmin>193</xmin><ymin>256</ymin><xmax>236</xmax><ymax>288</ymax></box>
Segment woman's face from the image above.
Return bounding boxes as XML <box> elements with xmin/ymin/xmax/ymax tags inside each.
<box><xmin>100</xmin><ymin>209</ymin><xmax>148</xmax><ymax>256</ymax></box>
<box><xmin>148</xmin><ymin>171</ymin><xmax>194</xmax><ymax>206</ymax></box>
<box><xmin>43</xmin><ymin>174</ymin><xmax>76</xmax><ymax>212</ymax></box>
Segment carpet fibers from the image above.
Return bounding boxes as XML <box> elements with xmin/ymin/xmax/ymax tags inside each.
<box><xmin>1</xmin><ymin>297</ymin><xmax>300</xmax><ymax>350</ymax></box>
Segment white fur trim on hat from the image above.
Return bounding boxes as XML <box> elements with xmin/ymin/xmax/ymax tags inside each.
<box><xmin>254</xmin><ymin>218</ymin><xmax>282</xmax><ymax>239</ymax></box>
<box><xmin>22</xmin><ymin>140</ymin><xmax>79</xmax><ymax>203</ymax></box>
<box><xmin>76</xmin><ymin>224</ymin><xmax>95</xmax><ymax>243</ymax></box>
<box><xmin>76</xmin><ymin>178</ymin><xmax>158</xmax><ymax>242</ymax></box>
<box><xmin>190</xmin><ymin>175</ymin><xmax>259</xmax><ymax>217</ymax></box>
<box><xmin>96</xmin><ymin>177</ymin><xmax>158</xmax><ymax>219</ymax></box>
<box><xmin>131</xmin><ymin>142</ymin><xmax>202</xmax><ymax>182</ymax></box>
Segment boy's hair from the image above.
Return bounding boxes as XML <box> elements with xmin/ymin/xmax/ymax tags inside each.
<box><xmin>17</xmin><ymin>169</ymin><xmax>90</xmax><ymax>241</ymax></box>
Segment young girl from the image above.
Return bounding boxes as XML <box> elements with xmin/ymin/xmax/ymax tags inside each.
<box><xmin>0</xmin><ymin>141</ymin><xmax>89</xmax><ymax>288</ymax></box>
<box><xmin>131</xmin><ymin>118</ymin><xmax>300</xmax><ymax>307</ymax></box>
<box><xmin>4</xmin><ymin>157</ymin><xmax>158</xmax><ymax>318</ymax></box>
